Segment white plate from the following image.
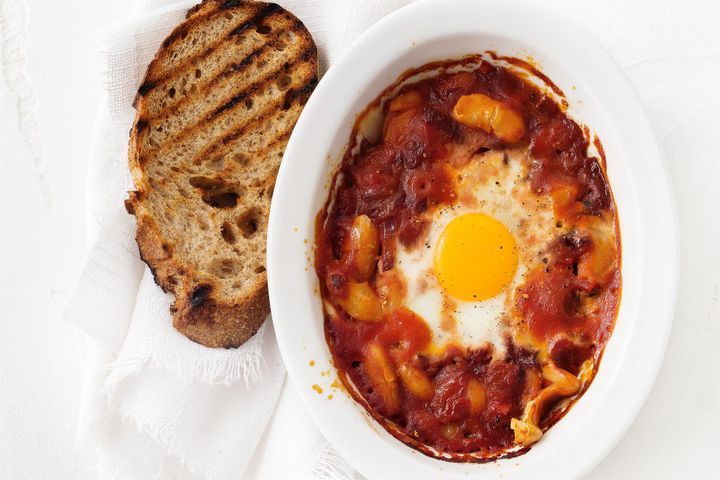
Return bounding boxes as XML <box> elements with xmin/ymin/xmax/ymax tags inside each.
<box><xmin>267</xmin><ymin>1</ymin><xmax>677</xmax><ymax>478</ymax></box>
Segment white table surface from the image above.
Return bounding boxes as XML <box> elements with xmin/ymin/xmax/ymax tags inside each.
<box><xmin>1</xmin><ymin>0</ymin><xmax>718</xmax><ymax>478</ymax></box>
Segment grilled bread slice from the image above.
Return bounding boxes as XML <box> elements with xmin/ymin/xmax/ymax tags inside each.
<box><xmin>125</xmin><ymin>0</ymin><xmax>318</xmax><ymax>348</ymax></box>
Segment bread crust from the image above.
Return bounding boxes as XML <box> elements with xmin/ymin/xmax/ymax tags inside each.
<box><xmin>126</xmin><ymin>0</ymin><xmax>318</xmax><ymax>348</ymax></box>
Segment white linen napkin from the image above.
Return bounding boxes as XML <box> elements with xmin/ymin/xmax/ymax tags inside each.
<box><xmin>63</xmin><ymin>1</ymin><xmax>413</xmax><ymax>479</ymax></box>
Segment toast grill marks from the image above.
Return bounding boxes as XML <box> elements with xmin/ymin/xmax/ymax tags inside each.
<box><xmin>128</xmin><ymin>1</ymin><xmax>318</xmax><ymax>347</ymax></box>
<box><xmin>194</xmin><ymin>102</ymin><xmax>300</xmax><ymax>177</ymax></box>
<box><xmin>137</xmin><ymin>58</ymin><xmax>316</xmax><ymax>168</ymax></box>
<box><xmin>139</xmin><ymin>10</ymin><xmax>302</xmax><ymax>119</ymax></box>
<box><xmin>143</xmin><ymin>2</ymin><xmax>275</xmax><ymax>85</ymax></box>
<box><xmin>140</xmin><ymin>38</ymin><xmax>313</xmax><ymax>150</ymax></box>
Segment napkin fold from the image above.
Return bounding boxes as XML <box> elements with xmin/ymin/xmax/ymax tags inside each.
<box><xmin>63</xmin><ymin>1</ymin><xmax>413</xmax><ymax>479</ymax></box>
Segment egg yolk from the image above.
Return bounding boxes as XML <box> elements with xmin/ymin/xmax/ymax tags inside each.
<box><xmin>434</xmin><ymin>213</ymin><xmax>518</xmax><ymax>301</ymax></box>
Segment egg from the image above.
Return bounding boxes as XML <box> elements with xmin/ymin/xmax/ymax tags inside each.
<box><xmin>393</xmin><ymin>149</ymin><xmax>557</xmax><ymax>355</ymax></box>
<box><xmin>435</xmin><ymin>212</ymin><xmax>519</xmax><ymax>302</ymax></box>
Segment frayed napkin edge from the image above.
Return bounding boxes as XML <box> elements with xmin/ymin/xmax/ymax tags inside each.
<box><xmin>310</xmin><ymin>442</ymin><xmax>357</xmax><ymax>480</ymax></box>
<box><xmin>102</xmin><ymin>321</ymin><xmax>270</xmax><ymax>388</ymax></box>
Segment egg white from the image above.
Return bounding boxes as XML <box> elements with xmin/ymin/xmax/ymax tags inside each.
<box><xmin>394</xmin><ymin>149</ymin><xmax>557</xmax><ymax>356</ymax></box>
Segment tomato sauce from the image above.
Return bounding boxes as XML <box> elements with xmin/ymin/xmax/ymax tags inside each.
<box><xmin>315</xmin><ymin>55</ymin><xmax>621</xmax><ymax>460</ymax></box>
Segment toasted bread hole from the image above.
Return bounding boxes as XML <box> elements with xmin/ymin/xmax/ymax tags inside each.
<box><xmin>220</xmin><ymin>261</ymin><xmax>235</xmax><ymax>275</ymax></box>
<box><xmin>189</xmin><ymin>176</ymin><xmax>241</xmax><ymax>209</ymax></box>
<box><xmin>195</xmin><ymin>68</ymin><xmax>202</xmax><ymax>78</ymax></box>
<box><xmin>237</xmin><ymin>208</ymin><xmax>260</xmax><ymax>238</ymax></box>
<box><xmin>197</xmin><ymin>216</ymin><xmax>209</xmax><ymax>230</ymax></box>
<box><xmin>280</xmin><ymin>31</ymin><xmax>293</xmax><ymax>42</ymax></box>
<box><xmin>232</xmin><ymin>281</ymin><xmax>242</xmax><ymax>288</ymax></box>
<box><xmin>205</xmin><ymin>191</ymin><xmax>238</xmax><ymax>208</ymax></box>
<box><xmin>178</xmin><ymin>187</ymin><xmax>189</xmax><ymax>198</ymax></box>
<box><xmin>277</xmin><ymin>74</ymin><xmax>292</xmax><ymax>90</ymax></box>
<box><xmin>189</xmin><ymin>176</ymin><xmax>223</xmax><ymax>190</ymax></box>
<box><xmin>230</xmin><ymin>152</ymin><xmax>248</xmax><ymax>165</ymax></box>
<box><xmin>224</xmin><ymin>12</ymin><xmax>233</xmax><ymax>20</ymax></box>
<box><xmin>207</xmin><ymin>156</ymin><xmax>224</xmax><ymax>171</ymax></box>
<box><xmin>244</xmin><ymin>98</ymin><xmax>253</xmax><ymax>109</ymax></box>
<box><xmin>256</xmin><ymin>24</ymin><xmax>272</xmax><ymax>34</ymax></box>
<box><xmin>221</xmin><ymin>221</ymin><xmax>237</xmax><ymax>244</ymax></box>
<box><xmin>168</xmin><ymin>87</ymin><xmax>176</xmax><ymax>98</ymax></box>
<box><xmin>254</xmin><ymin>265</ymin><xmax>266</xmax><ymax>274</ymax></box>
<box><xmin>256</xmin><ymin>59</ymin><xmax>267</xmax><ymax>70</ymax></box>
<box><xmin>210</xmin><ymin>258</ymin><xmax>237</xmax><ymax>278</ymax></box>
<box><xmin>272</xmin><ymin>40</ymin><xmax>287</xmax><ymax>52</ymax></box>
<box><xmin>189</xmin><ymin>84</ymin><xmax>197</xmax><ymax>94</ymax></box>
